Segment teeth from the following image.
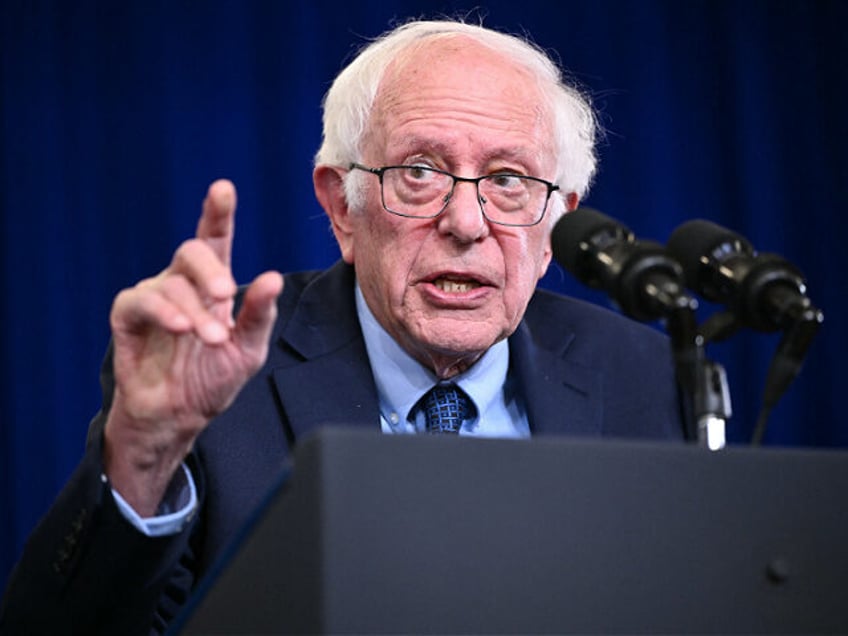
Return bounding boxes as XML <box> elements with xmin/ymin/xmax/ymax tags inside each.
<box><xmin>434</xmin><ymin>278</ymin><xmax>480</xmax><ymax>293</ymax></box>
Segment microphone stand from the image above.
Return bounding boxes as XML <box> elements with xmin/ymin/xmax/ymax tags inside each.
<box><xmin>694</xmin><ymin>358</ymin><xmax>731</xmax><ymax>450</ymax></box>
<box><xmin>665</xmin><ymin>301</ymin><xmax>731</xmax><ymax>450</ymax></box>
<box><xmin>695</xmin><ymin>300</ymin><xmax>822</xmax><ymax>446</ymax></box>
<box><xmin>751</xmin><ymin>305</ymin><xmax>823</xmax><ymax>445</ymax></box>
<box><xmin>631</xmin><ymin>268</ymin><xmax>732</xmax><ymax>449</ymax></box>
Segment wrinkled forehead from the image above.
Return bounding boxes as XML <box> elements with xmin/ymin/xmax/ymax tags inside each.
<box><xmin>364</xmin><ymin>36</ymin><xmax>555</xmax><ymax>160</ymax></box>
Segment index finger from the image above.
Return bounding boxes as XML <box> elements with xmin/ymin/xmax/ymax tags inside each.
<box><xmin>196</xmin><ymin>179</ymin><xmax>237</xmax><ymax>267</ymax></box>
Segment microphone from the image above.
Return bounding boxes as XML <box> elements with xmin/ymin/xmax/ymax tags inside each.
<box><xmin>667</xmin><ymin>219</ymin><xmax>824</xmax><ymax>444</ymax></box>
<box><xmin>552</xmin><ymin>207</ymin><xmax>710</xmax><ymax>444</ymax></box>
<box><xmin>666</xmin><ymin>219</ymin><xmax>818</xmax><ymax>332</ymax></box>
<box><xmin>551</xmin><ymin>207</ymin><xmax>694</xmax><ymax>321</ymax></box>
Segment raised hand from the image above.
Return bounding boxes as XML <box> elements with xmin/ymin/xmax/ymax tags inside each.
<box><xmin>103</xmin><ymin>180</ymin><xmax>283</xmax><ymax>515</ymax></box>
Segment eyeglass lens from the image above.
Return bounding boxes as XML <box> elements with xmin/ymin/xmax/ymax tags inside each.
<box><xmin>381</xmin><ymin>166</ymin><xmax>548</xmax><ymax>225</ymax></box>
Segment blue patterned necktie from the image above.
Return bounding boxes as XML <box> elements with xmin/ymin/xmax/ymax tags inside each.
<box><xmin>419</xmin><ymin>383</ymin><xmax>476</xmax><ymax>434</ymax></box>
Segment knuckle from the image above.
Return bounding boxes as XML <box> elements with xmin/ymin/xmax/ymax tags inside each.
<box><xmin>158</xmin><ymin>273</ymin><xmax>192</xmax><ymax>297</ymax></box>
<box><xmin>109</xmin><ymin>289</ymin><xmax>133</xmax><ymax>324</ymax></box>
<box><xmin>172</xmin><ymin>238</ymin><xmax>215</xmax><ymax>271</ymax></box>
<box><xmin>172</xmin><ymin>239</ymin><xmax>199</xmax><ymax>266</ymax></box>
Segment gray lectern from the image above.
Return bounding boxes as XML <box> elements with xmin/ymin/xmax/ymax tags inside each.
<box><xmin>177</xmin><ymin>428</ymin><xmax>848</xmax><ymax>634</ymax></box>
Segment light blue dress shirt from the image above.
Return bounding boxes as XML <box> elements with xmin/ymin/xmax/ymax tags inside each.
<box><xmin>109</xmin><ymin>463</ymin><xmax>197</xmax><ymax>537</ymax></box>
<box><xmin>355</xmin><ymin>284</ymin><xmax>530</xmax><ymax>439</ymax></box>
<box><xmin>114</xmin><ymin>279</ymin><xmax>530</xmax><ymax>534</ymax></box>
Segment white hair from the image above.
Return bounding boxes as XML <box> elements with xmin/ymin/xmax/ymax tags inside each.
<box><xmin>315</xmin><ymin>19</ymin><xmax>599</xmax><ymax>221</ymax></box>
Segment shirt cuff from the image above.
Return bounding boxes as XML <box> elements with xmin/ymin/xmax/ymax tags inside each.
<box><xmin>110</xmin><ymin>463</ymin><xmax>198</xmax><ymax>537</ymax></box>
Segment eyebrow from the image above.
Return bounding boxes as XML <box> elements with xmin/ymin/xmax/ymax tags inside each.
<box><xmin>390</xmin><ymin>136</ymin><xmax>541</xmax><ymax>171</ymax></box>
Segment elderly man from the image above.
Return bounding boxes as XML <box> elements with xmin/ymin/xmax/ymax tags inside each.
<box><xmin>1</xmin><ymin>19</ymin><xmax>682</xmax><ymax>635</ymax></box>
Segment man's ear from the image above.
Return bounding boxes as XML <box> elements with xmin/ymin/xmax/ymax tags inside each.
<box><xmin>539</xmin><ymin>192</ymin><xmax>579</xmax><ymax>280</ymax></box>
<box><xmin>314</xmin><ymin>165</ymin><xmax>355</xmax><ymax>264</ymax></box>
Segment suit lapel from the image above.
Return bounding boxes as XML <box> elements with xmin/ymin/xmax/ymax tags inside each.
<box><xmin>509</xmin><ymin>312</ymin><xmax>604</xmax><ymax>437</ymax></box>
<box><xmin>269</xmin><ymin>262</ymin><xmax>381</xmax><ymax>442</ymax></box>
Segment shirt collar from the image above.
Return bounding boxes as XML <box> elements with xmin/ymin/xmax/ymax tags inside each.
<box><xmin>355</xmin><ymin>282</ymin><xmax>509</xmax><ymax>427</ymax></box>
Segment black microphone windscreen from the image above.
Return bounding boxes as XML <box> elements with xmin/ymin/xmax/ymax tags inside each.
<box><xmin>666</xmin><ymin>219</ymin><xmax>754</xmax><ymax>287</ymax></box>
<box><xmin>551</xmin><ymin>207</ymin><xmax>631</xmax><ymax>275</ymax></box>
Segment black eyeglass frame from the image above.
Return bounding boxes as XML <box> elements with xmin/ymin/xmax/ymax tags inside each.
<box><xmin>349</xmin><ymin>163</ymin><xmax>560</xmax><ymax>228</ymax></box>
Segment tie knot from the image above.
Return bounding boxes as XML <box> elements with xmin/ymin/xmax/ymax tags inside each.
<box><xmin>418</xmin><ymin>383</ymin><xmax>476</xmax><ymax>434</ymax></box>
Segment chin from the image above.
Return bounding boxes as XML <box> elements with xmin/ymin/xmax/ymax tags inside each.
<box><xmin>417</xmin><ymin>324</ymin><xmax>503</xmax><ymax>361</ymax></box>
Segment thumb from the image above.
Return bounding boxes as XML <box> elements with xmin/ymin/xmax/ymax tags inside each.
<box><xmin>233</xmin><ymin>271</ymin><xmax>284</xmax><ymax>364</ymax></box>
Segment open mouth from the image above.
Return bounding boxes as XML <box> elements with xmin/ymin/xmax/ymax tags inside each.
<box><xmin>432</xmin><ymin>276</ymin><xmax>483</xmax><ymax>293</ymax></box>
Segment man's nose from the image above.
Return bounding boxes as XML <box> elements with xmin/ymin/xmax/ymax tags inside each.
<box><xmin>437</xmin><ymin>180</ymin><xmax>490</xmax><ymax>242</ymax></box>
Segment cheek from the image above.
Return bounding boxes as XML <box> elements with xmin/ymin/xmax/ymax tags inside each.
<box><xmin>530</xmin><ymin>227</ymin><xmax>553</xmax><ymax>278</ymax></box>
<box><xmin>355</xmin><ymin>215</ymin><xmax>420</xmax><ymax>297</ymax></box>
<box><xmin>500</xmin><ymin>232</ymin><xmax>551</xmax><ymax>312</ymax></box>
<box><xmin>506</xmin><ymin>230</ymin><xmax>550</xmax><ymax>281</ymax></box>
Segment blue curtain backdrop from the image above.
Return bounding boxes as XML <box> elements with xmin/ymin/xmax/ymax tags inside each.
<box><xmin>2</xmin><ymin>0</ymin><xmax>847</xmax><ymax>590</ymax></box>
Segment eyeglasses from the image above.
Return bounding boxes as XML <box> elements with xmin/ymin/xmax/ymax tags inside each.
<box><xmin>349</xmin><ymin>163</ymin><xmax>560</xmax><ymax>227</ymax></box>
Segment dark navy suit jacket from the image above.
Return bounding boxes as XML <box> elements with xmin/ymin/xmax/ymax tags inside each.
<box><xmin>1</xmin><ymin>261</ymin><xmax>682</xmax><ymax>635</ymax></box>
